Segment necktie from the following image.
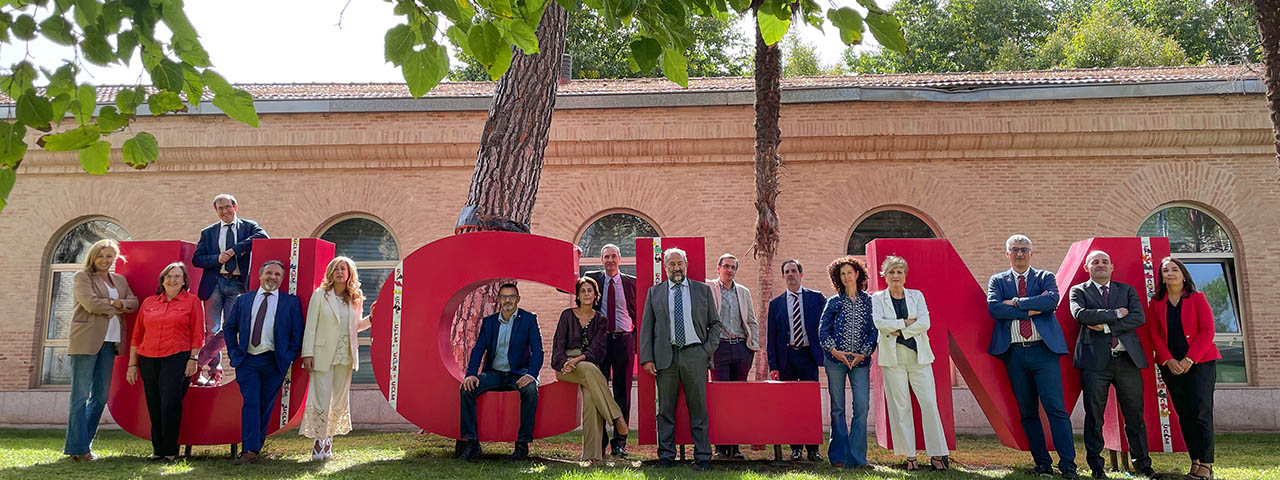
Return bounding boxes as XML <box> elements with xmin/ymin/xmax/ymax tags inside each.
<box><xmin>1017</xmin><ymin>274</ymin><xmax>1032</xmax><ymax>340</ymax></box>
<box><xmin>790</xmin><ymin>293</ymin><xmax>806</xmax><ymax>347</ymax></box>
<box><xmin>673</xmin><ymin>284</ymin><xmax>685</xmax><ymax>347</ymax></box>
<box><xmin>252</xmin><ymin>292</ymin><xmax>271</xmax><ymax>347</ymax></box>
<box><xmin>221</xmin><ymin>224</ymin><xmax>234</xmax><ymax>274</ymax></box>
<box><xmin>1102</xmin><ymin>285</ymin><xmax>1119</xmax><ymax>349</ymax></box>
<box><xmin>607</xmin><ymin>277</ymin><xmax>617</xmax><ymax>333</ymax></box>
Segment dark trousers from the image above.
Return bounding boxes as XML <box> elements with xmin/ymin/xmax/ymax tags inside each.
<box><xmin>459</xmin><ymin>371</ymin><xmax>538</xmax><ymax>443</ymax></box>
<box><xmin>235</xmin><ymin>352</ymin><xmax>286</xmax><ymax>453</ymax></box>
<box><xmin>1162</xmin><ymin>361</ymin><xmax>1216</xmax><ymax>463</ymax></box>
<box><xmin>599</xmin><ymin>331</ymin><xmax>634</xmax><ymax>448</ymax></box>
<box><xmin>779</xmin><ymin>347</ymin><xmax>820</xmax><ymax>453</ymax></box>
<box><xmin>1082</xmin><ymin>354</ymin><xmax>1150</xmax><ymax>472</ymax></box>
<box><xmin>656</xmin><ymin>345</ymin><xmax>711</xmax><ymax>462</ymax></box>
<box><xmin>138</xmin><ymin>351</ymin><xmax>190</xmax><ymax>457</ymax></box>
<box><xmin>1002</xmin><ymin>342</ymin><xmax>1076</xmax><ymax>474</ymax></box>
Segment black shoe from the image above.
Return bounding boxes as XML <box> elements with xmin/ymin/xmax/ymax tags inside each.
<box><xmin>693</xmin><ymin>460</ymin><xmax>713</xmax><ymax>471</ymax></box>
<box><xmin>730</xmin><ymin>446</ymin><xmax>745</xmax><ymax>460</ymax></box>
<box><xmin>453</xmin><ymin>440</ymin><xmax>467</xmax><ymax>459</ymax></box>
<box><xmin>610</xmin><ymin>443</ymin><xmax>629</xmax><ymax>458</ymax></box>
<box><xmin>459</xmin><ymin>440</ymin><xmax>482</xmax><ymax>462</ymax></box>
<box><xmin>807</xmin><ymin>451</ymin><xmax>824</xmax><ymax>462</ymax></box>
<box><xmin>1060</xmin><ymin>470</ymin><xmax>1079</xmax><ymax>479</ymax></box>
<box><xmin>508</xmin><ymin>442</ymin><xmax>529</xmax><ymax>462</ymax></box>
<box><xmin>657</xmin><ymin>458</ymin><xmax>675</xmax><ymax>468</ymax></box>
<box><xmin>790</xmin><ymin>449</ymin><xmax>803</xmax><ymax>461</ymax></box>
<box><xmin>1091</xmin><ymin>467</ymin><xmax>1107</xmax><ymax>479</ymax></box>
<box><xmin>1031</xmin><ymin>465</ymin><xmax>1055</xmax><ymax>477</ymax></box>
<box><xmin>1135</xmin><ymin>467</ymin><xmax>1161</xmax><ymax>479</ymax></box>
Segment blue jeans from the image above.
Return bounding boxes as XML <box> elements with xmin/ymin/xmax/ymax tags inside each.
<box><xmin>197</xmin><ymin>276</ymin><xmax>244</xmax><ymax>371</ymax></box>
<box><xmin>64</xmin><ymin>342</ymin><xmax>116</xmax><ymax>455</ymax></box>
<box><xmin>825</xmin><ymin>358</ymin><xmax>870</xmax><ymax>467</ymax></box>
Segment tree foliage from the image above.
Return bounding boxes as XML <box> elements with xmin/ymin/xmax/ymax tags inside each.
<box><xmin>780</xmin><ymin>32</ymin><xmax>844</xmax><ymax>76</ymax></box>
<box><xmin>1019</xmin><ymin>2</ymin><xmax>1188</xmax><ymax>69</ymax></box>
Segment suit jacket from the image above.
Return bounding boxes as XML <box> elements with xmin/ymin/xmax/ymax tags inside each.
<box><xmin>871</xmin><ymin>288</ymin><xmax>936</xmax><ymax>366</ymax></box>
<box><xmin>1145</xmin><ymin>291</ymin><xmax>1221</xmax><ymax>364</ymax></box>
<box><xmin>766</xmin><ymin>287</ymin><xmax>825</xmax><ymax>372</ymax></box>
<box><xmin>223</xmin><ymin>289</ymin><xmax>304</xmax><ymax>374</ymax></box>
<box><xmin>706</xmin><ymin>278</ymin><xmax>760</xmax><ymax>351</ymax></box>
<box><xmin>192</xmin><ymin>218</ymin><xmax>268</xmax><ymax>300</ymax></box>
<box><xmin>586</xmin><ymin>270</ymin><xmax>637</xmax><ymax>326</ymax></box>
<box><xmin>1069</xmin><ymin>280</ymin><xmax>1148</xmax><ymax>370</ymax></box>
<box><xmin>69</xmin><ymin>271</ymin><xmax>140</xmax><ymax>355</ymax></box>
<box><xmin>987</xmin><ymin>267</ymin><xmax>1068</xmax><ymax>356</ymax></box>
<box><xmin>301</xmin><ymin>288</ymin><xmax>371</xmax><ymax>372</ymax></box>
<box><xmin>466</xmin><ymin>308</ymin><xmax>544</xmax><ymax>379</ymax></box>
<box><xmin>639</xmin><ymin>280</ymin><xmax>722</xmax><ymax>371</ymax></box>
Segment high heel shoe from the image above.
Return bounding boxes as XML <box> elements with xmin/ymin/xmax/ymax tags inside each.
<box><xmin>311</xmin><ymin>439</ymin><xmax>325</xmax><ymax>461</ymax></box>
<box><xmin>904</xmin><ymin>458</ymin><xmax>919</xmax><ymax>471</ymax></box>
<box><xmin>930</xmin><ymin>456</ymin><xmax>950</xmax><ymax>471</ymax></box>
<box><xmin>1190</xmin><ymin>463</ymin><xmax>1213</xmax><ymax>480</ymax></box>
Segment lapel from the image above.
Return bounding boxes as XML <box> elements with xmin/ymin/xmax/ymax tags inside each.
<box><xmin>323</xmin><ymin>291</ymin><xmax>345</xmax><ymax>322</ymax></box>
<box><xmin>657</xmin><ymin>281</ymin><xmax>672</xmax><ymax>323</ymax></box>
<box><xmin>88</xmin><ymin>273</ymin><xmax>107</xmax><ymax>297</ymax></box>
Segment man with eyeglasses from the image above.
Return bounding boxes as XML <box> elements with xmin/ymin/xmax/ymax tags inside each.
<box><xmin>986</xmin><ymin>235</ymin><xmax>1077</xmax><ymax>479</ymax></box>
<box><xmin>705</xmin><ymin>253</ymin><xmax>759</xmax><ymax>460</ymax></box>
<box><xmin>192</xmin><ymin>193</ymin><xmax>268</xmax><ymax>387</ymax></box>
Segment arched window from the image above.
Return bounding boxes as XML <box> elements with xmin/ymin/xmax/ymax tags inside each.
<box><xmin>847</xmin><ymin>209</ymin><xmax>938</xmax><ymax>255</ymax></box>
<box><xmin>1138</xmin><ymin>205</ymin><xmax>1245</xmax><ymax>383</ymax></box>
<box><xmin>319</xmin><ymin>216</ymin><xmax>399</xmax><ymax>385</ymax></box>
<box><xmin>40</xmin><ymin>219</ymin><xmax>132</xmax><ymax>386</ymax></box>
<box><xmin>576</xmin><ymin>211</ymin><xmax>661</xmax><ymax>278</ymax></box>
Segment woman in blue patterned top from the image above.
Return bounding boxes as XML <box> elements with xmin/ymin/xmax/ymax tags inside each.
<box><xmin>819</xmin><ymin>255</ymin><xmax>878</xmax><ymax>469</ymax></box>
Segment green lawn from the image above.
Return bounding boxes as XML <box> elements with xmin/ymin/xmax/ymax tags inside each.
<box><xmin>1</xmin><ymin>429</ymin><xmax>1277</xmax><ymax>479</ymax></box>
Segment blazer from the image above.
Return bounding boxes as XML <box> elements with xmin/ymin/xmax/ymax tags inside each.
<box><xmin>223</xmin><ymin>289</ymin><xmax>304</xmax><ymax>374</ymax></box>
<box><xmin>1069</xmin><ymin>280</ymin><xmax>1148</xmax><ymax>370</ymax></box>
<box><xmin>765</xmin><ymin>287</ymin><xmax>825</xmax><ymax>373</ymax></box>
<box><xmin>301</xmin><ymin>288</ymin><xmax>371</xmax><ymax>372</ymax></box>
<box><xmin>69</xmin><ymin>271</ymin><xmax>140</xmax><ymax>355</ymax></box>
<box><xmin>466</xmin><ymin>308</ymin><xmax>544</xmax><ymax>379</ymax></box>
<box><xmin>1145</xmin><ymin>292</ymin><xmax>1221</xmax><ymax>364</ymax></box>
<box><xmin>871</xmin><ymin>288</ymin><xmax>936</xmax><ymax>366</ymax></box>
<box><xmin>987</xmin><ymin>267</ymin><xmax>1068</xmax><ymax>356</ymax></box>
<box><xmin>585</xmin><ymin>270</ymin><xmax>637</xmax><ymax>325</ymax></box>
<box><xmin>706</xmin><ymin>278</ymin><xmax>760</xmax><ymax>351</ymax></box>
<box><xmin>192</xmin><ymin>218</ymin><xmax>268</xmax><ymax>300</ymax></box>
<box><xmin>638</xmin><ymin>279</ymin><xmax>722</xmax><ymax>371</ymax></box>
<box><xmin>550</xmin><ymin>308</ymin><xmax>608</xmax><ymax>371</ymax></box>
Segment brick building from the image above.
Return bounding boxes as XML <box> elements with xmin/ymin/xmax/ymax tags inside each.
<box><xmin>2</xmin><ymin>65</ymin><xmax>1277</xmax><ymax>432</ymax></box>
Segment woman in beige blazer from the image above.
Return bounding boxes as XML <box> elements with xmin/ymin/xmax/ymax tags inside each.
<box><xmin>871</xmin><ymin>255</ymin><xmax>949</xmax><ymax>471</ymax></box>
<box><xmin>65</xmin><ymin>239</ymin><xmax>139</xmax><ymax>461</ymax></box>
<box><xmin>300</xmin><ymin>256</ymin><xmax>371</xmax><ymax>460</ymax></box>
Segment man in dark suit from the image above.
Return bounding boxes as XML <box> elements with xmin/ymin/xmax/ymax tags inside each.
<box><xmin>766</xmin><ymin>259</ymin><xmax>826</xmax><ymax>462</ymax></box>
<box><xmin>192</xmin><ymin>194</ymin><xmax>268</xmax><ymax>386</ymax></box>
<box><xmin>223</xmin><ymin>260</ymin><xmax>303</xmax><ymax>464</ymax></box>
<box><xmin>987</xmin><ymin>234</ymin><xmax>1078</xmax><ymax>479</ymax></box>
<box><xmin>457</xmin><ymin>283</ymin><xmax>544</xmax><ymax>462</ymax></box>
<box><xmin>639</xmin><ymin>247</ymin><xmax>721</xmax><ymax>471</ymax></box>
<box><xmin>1069</xmin><ymin>250</ymin><xmax>1154</xmax><ymax>479</ymax></box>
<box><xmin>584</xmin><ymin>244</ymin><xmax>636</xmax><ymax>457</ymax></box>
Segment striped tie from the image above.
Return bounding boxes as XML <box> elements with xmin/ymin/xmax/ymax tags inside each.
<box><xmin>790</xmin><ymin>293</ymin><xmax>806</xmax><ymax>347</ymax></box>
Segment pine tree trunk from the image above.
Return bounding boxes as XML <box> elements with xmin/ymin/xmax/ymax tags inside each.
<box><xmin>450</xmin><ymin>3</ymin><xmax>569</xmax><ymax>369</ymax></box>
<box><xmin>751</xmin><ymin>3</ymin><xmax>783</xmax><ymax>381</ymax></box>
<box><xmin>1256</xmin><ymin>0</ymin><xmax>1280</xmax><ymax>167</ymax></box>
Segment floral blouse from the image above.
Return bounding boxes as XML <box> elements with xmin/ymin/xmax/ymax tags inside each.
<box><xmin>818</xmin><ymin>291</ymin><xmax>878</xmax><ymax>367</ymax></box>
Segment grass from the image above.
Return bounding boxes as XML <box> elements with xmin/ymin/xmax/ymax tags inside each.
<box><xmin>0</xmin><ymin>429</ymin><xmax>1277</xmax><ymax>479</ymax></box>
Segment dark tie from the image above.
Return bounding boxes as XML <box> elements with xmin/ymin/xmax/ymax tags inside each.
<box><xmin>251</xmin><ymin>292</ymin><xmax>271</xmax><ymax>347</ymax></box>
<box><xmin>221</xmin><ymin>224</ymin><xmax>234</xmax><ymax>274</ymax></box>
<box><xmin>673</xmin><ymin>284</ymin><xmax>685</xmax><ymax>347</ymax></box>
<box><xmin>607</xmin><ymin>277</ymin><xmax>617</xmax><ymax>333</ymax></box>
<box><xmin>790</xmin><ymin>293</ymin><xmax>806</xmax><ymax>347</ymax></box>
<box><xmin>1017</xmin><ymin>274</ymin><xmax>1032</xmax><ymax>340</ymax></box>
<box><xmin>1101</xmin><ymin>285</ymin><xmax>1119</xmax><ymax>349</ymax></box>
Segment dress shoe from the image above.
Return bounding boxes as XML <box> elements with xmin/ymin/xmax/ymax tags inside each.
<box><xmin>1135</xmin><ymin>467</ymin><xmax>1161</xmax><ymax>479</ymax></box>
<box><xmin>610</xmin><ymin>443</ymin><xmax>629</xmax><ymax>458</ymax></box>
<box><xmin>70</xmin><ymin>452</ymin><xmax>97</xmax><ymax>462</ymax></box>
<box><xmin>657</xmin><ymin>458</ymin><xmax>675</xmax><ymax>468</ymax></box>
<box><xmin>1060</xmin><ymin>470</ymin><xmax>1079</xmax><ymax>479</ymax></box>
<box><xmin>730</xmin><ymin>447</ymin><xmax>745</xmax><ymax>460</ymax></box>
<box><xmin>1030</xmin><ymin>465</ymin><xmax>1055</xmax><ymax>477</ymax></box>
<box><xmin>453</xmin><ymin>440</ymin><xmax>467</xmax><ymax>459</ymax></box>
<box><xmin>459</xmin><ymin>440</ymin><xmax>482</xmax><ymax>462</ymax></box>
<box><xmin>790</xmin><ymin>449</ymin><xmax>803</xmax><ymax>461</ymax></box>
<box><xmin>1091</xmin><ymin>467</ymin><xmax>1107</xmax><ymax>479</ymax></box>
<box><xmin>807</xmin><ymin>451</ymin><xmax>824</xmax><ymax>462</ymax></box>
<box><xmin>233</xmin><ymin>451</ymin><xmax>259</xmax><ymax>465</ymax></box>
<box><xmin>693</xmin><ymin>460</ymin><xmax>713</xmax><ymax>471</ymax></box>
<box><xmin>508</xmin><ymin>442</ymin><xmax>530</xmax><ymax>462</ymax></box>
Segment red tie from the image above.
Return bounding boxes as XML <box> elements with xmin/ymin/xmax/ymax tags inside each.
<box><xmin>606</xmin><ymin>278</ymin><xmax>617</xmax><ymax>333</ymax></box>
<box><xmin>252</xmin><ymin>292</ymin><xmax>271</xmax><ymax>347</ymax></box>
<box><xmin>1102</xmin><ymin>285</ymin><xmax>1118</xmax><ymax>349</ymax></box>
<box><xmin>1017</xmin><ymin>275</ymin><xmax>1032</xmax><ymax>340</ymax></box>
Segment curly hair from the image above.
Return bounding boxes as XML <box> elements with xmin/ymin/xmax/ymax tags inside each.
<box><xmin>827</xmin><ymin>255</ymin><xmax>868</xmax><ymax>296</ymax></box>
<box><xmin>320</xmin><ymin>256</ymin><xmax>365</xmax><ymax>306</ymax></box>
<box><xmin>574</xmin><ymin>276</ymin><xmax>602</xmax><ymax>309</ymax></box>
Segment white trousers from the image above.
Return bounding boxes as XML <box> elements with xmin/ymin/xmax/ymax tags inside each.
<box><xmin>300</xmin><ymin>363</ymin><xmax>353</xmax><ymax>439</ymax></box>
<box><xmin>881</xmin><ymin>344</ymin><xmax>949</xmax><ymax>457</ymax></box>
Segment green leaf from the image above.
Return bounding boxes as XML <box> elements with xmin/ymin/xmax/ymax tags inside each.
<box><xmin>199</xmin><ymin>69</ymin><xmax>231</xmax><ymax>93</ymax></box>
<box><xmin>100</xmin><ymin>0</ymin><xmax>123</xmax><ymax>32</ymax></box>
<box><xmin>402</xmin><ymin>44</ymin><xmax>448</xmax><ymax>97</ymax></box>
<box><xmin>756</xmin><ymin>1</ymin><xmax>792</xmax><ymax>46</ymax></box>
<box><xmin>121</xmin><ymin>131</ymin><xmax>158</xmax><ymax>168</ymax></box>
<box><xmin>38</xmin><ymin>127</ymin><xmax>101</xmax><ymax>151</ymax></box>
<box><xmin>78</xmin><ymin>140</ymin><xmax>111</xmax><ymax>174</ymax></box>
<box><xmin>95</xmin><ymin>105</ymin><xmax>129</xmax><ymax>131</ymax></box>
<box><xmin>0</xmin><ymin>166</ymin><xmax>13</xmax><ymax>212</ymax></box>
<box><xmin>73</xmin><ymin>0</ymin><xmax>103</xmax><ymax>28</ymax></box>
<box><xmin>50</xmin><ymin>94</ymin><xmax>72</xmax><ymax>123</ymax></box>
<box><xmin>116</xmin><ymin>30</ymin><xmax>138</xmax><ymax>64</ymax></box>
<box><xmin>115</xmin><ymin>87</ymin><xmax>142</xmax><ymax>115</ymax></box>
<box><xmin>39</xmin><ymin>15</ymin><xmax>75</xmax><ymax>45</ymax></box>
<box><xmin>485</xmin><ymin>42</ymin><xmax>514</xmax><ymax>80</ymax></box>
<box><xmin>160</xmin><ymin>0</ymin><xmax>197</xmax><ymax>41</ymax></box>
<box><xmin>660</xmin><ymin>48</ymin><xmax>688</xmax><ymax>87</ymax></box>
<box><xmin>45</xmin><ymin>64</ymin><xmax>76</xmax><ymax>98</ymax></box>
<box><xmin>81</xmin><ymin>32</ymin><xmax>115</xmax><ymax>66</ymax></box>
<box><xmin>0</xmin><ymin>122</ymin><xmax>28</xmax><ymax>168</ymax></box>
<box><xmin>446</xmin><ymin>24</ymin><xmax>471</xmax><ymax>58</ymax></box>
<box><xmin>174</xmin><ymin>38</ymin><xmax>210</xmax><ymax>66</ymax></box>
<box><xmin>147</xmin><ymin>90</ymin><xmax>186</xmax><ymax>114</ymax></box>
<box><xmin>865</xmin><ymin>11</ymin><xmax>906</xmax><ymax>53</ymax></box>
<box><xmin>0</xmin><ymin>61</ymin><xmax>36</xmax><ymax>100</ymax></box>
<box><xmin>468</xmin><ymin>22</ymin><xmax>504</xmax><ymax>66</ymax></box>
<box><xmin>504</xmin><ymin>18</ymin><xmax>539</xmax><ymax>55</ymax></box>
<box><xmin>181</xmin><ymin>64</ymin><xmax>203</xmax><ymax>104</ymax></box>
<box><xmin>828</xmin><ymin>7</ymin><xmax>863</xmax><ymax>46</ymax></box>
<box><xmin>384</xmin><ymin>24</ymin><xmax>414</xmax><ymax>66</ymax></box>
<box><xmin>16</xmin><ymin>90</ymin><xmax>54</xmax><ymax>131</ymax></box>
<box><xmin>149</xmin><ymin>59</ymin><xmax>184</xmax><ymax>91</ymax></box>
<box><xmin>12</xmin><ymin>14</ymin><xmax>37</xmax><ymax>40</ymax></box>
<box><xmin>74</xmin><ymin>84</ymin><xmax>97</xmax><ymax>126</ymax></box>
<box><xmin>138</xmin><ymin>35</ymin><xmax>163</xmax><ymax>70</ymax></box>
<box><xmin>727</xmin><ymin>0</ymin><xmax>750</xmax><ymax>12</ymax></box>
<box><xmin>630</xmin><ymin>37</ymin><xmax>661</xmax><ymax>73</ymax></box>
<box><xmin>211</xmin><ymin>88</ymin><xmax>257</xmax><ymax>127</ymax></box>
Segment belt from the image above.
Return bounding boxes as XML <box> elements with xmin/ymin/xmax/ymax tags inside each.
<box><xmin>724</xmin><ymin>337</ymin><xmax>745</xmax><ymax>344</ymax></box>
<box><xmin>674</xmin><ymin>342</ymin><xmax>702</xmax><ymax>350</ymax></box>
<box><xmin>609</xmin><ymin>331</ymin><xmax>632</xmax><ymax>338</ymax></box>
<box><xmin>220</xmin><ymin>272</ymin><xmax>241</xmax><ymax>279</ymax></box>
<box><xmin>789</xmin><ymin>344</ymin><xmax>809</xmax><ymax>350</ymax></box>
<box><xmin>1012</xmin><ymin>340</ymin><xmax>1042</xmax><ymax>348</ymax></box>
<box><xmin>1110</xmin><ymin>350</ymin><xmax>1127</xmax><ymax>357</ymax></box>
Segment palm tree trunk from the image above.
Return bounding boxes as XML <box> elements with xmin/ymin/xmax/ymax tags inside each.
<box><xmin>1256</xmin><ymin>0</ymin><xmax>1280</xmax><ymax>167</ymax></box>
<box><xmin>751</xmin><ymin>1</ymin><xmax>784</xmax><ymax>381</ymax></box>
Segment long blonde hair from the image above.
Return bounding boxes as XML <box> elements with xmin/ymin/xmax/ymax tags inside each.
<box><xmin>82</xmin><ymin>239</ymin><xmax>125</xmax><ymax>273</ymax></box>
<box><xmin>320</xmin><ymin>256</ymin><xmax>364</xmax><ymax>305</ymax></box>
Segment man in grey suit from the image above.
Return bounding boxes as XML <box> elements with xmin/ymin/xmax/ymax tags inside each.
<box><xmin>639</xmin><ymin>247</ymin><xmax>721</xmax><ymax>471</ymax></box>
<box><xmin>1069</xmin><ymin>250</ymin><xmax>1155</xmax><ymax>479</ymax></box>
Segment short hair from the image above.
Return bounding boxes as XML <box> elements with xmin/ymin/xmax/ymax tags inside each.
<box><xmin>827</xmin><ymin>256</ymin><xmax>868</xmax><ymax>296</ymax></box>
<box><xmin>1153</xmin><ymin>256</ymin><xmax>1197</xmax><ymax>300</ymax></box>
<box><xmin>213</xmin><ymin>193</ymin><xmax>237</xmax><ymax>207</ymax></box>
<box><xmin>82</xmin><ymin>239</ymin><xmax>125</xmax><ymax>273</ymax></box>
<box><xmin>498</xmin><ymin>282</ymin><xmax>520</xmax><ymax>296</ymax></box>
<box><xmin>781</xmin><ymin>259</ymin><xmax>802</xmax><ymax>274</ymax></box>
<box><xmin>600</xmin><ymin>244</ymin><xmax>620</xmax><ymax>257</ymax></box>
<box><xmin>663</xmin><ymin>247</ymin><xmax>687</xmax><ymax>264</ymax></box>
<box><xmin>717</xmin><ymin>253</ymin><xmax>737</xmax><ymax>266</ymax></box>
<box><xmin>880</xmin><ymin>255</ymin><xmax>908</xmax><ymax>276</ymax></box>
<box><xmin>574</xmin><ymin>276</ymin><xmax>601</xmax><ymax>308</ymax></box>
<box><xmin>260</xmin><ymin>260</ymin><xmax>285</xmax><ymax>273</ymax></box>
<box><xmin>1085</xmin><ymin>250</ymin><xmax>1110</xmax><ymax>263</ymax></box>
<box><xmin>155</xmin><ymin>262</ymin><xmax>190</xmax><ymax>295</ymax></box>
<box><xmin>1006</xmin><ymin>234</ymin><xmax>1032</xmax><ymax>252</ymax></box>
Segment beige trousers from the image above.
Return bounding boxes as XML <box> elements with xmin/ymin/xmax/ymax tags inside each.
<box><xmin>556</xmin><ymin>361</ymin><xmax>623</xmax><ymax>460</ymax></box>
<box><xmin>881</xmin><ymin>343</ymin><xmax>949</xmax><ymax>457</ymax></box>
<box><xmin>300</xmin><ymin>362</ymin><xmax>353</xmax><ymax>439</ymax></box>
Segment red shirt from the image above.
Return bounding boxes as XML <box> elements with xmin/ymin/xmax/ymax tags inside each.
<box><xmin>131</xmin><ymin>291</ymin><xmax>205</xmax><ymax>358</ymax></box>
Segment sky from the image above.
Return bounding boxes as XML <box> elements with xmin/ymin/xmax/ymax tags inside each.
<box><xmin>0</xmin><ymin>0</ymin><xmax>884</xmax><ymax>85</ymax></box>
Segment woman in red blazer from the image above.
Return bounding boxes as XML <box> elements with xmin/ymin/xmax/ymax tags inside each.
<box><xmin>1147</xmin><ymin>257</ymin><xmax>1221</xmax><ymax>480</ymax></box>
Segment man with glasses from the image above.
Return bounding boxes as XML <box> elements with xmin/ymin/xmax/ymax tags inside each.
<box><xmin>705</xmin><ymin>253</ymin><xmax>759</xmax><ymax>459</ymax></box>
<box><xmin>192</xmin><ymin>194</ymin><xmax>267</xmax><ymax>386</ymax></box>
<box><xmin>585</xmin><ymin>244</ymin><xmax>637</xmax><ymax>458</ymax></box>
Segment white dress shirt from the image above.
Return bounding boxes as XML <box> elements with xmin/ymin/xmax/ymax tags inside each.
<box><xmin>247</xmin><ymin>287</ymin><xmax>279</xmax><ymax>355</ymax></box>
<box><xmin>217</xmin><ymin>216</ymin><xmax>240</xmax><ymax>275</ymax></box>
<box><xmin>1010</xmin><ymin>269</ymin><xmax>1043</xmax><ymax>343</ymax></box>
<box><xmin>666</xmin><ymin>281</ymin><xmax>698</xmax><ymax>347</ymax></box>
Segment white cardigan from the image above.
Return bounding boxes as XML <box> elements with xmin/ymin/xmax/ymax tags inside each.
<box><xmin>871</xmin><ymin>288</ymin><xmax>935</xmax><ymax>366</ymax></box>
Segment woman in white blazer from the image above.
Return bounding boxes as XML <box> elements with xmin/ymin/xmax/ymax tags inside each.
<box><xmin>300</xmin><ymin>256</ymin><xmax>372</xmax><ymax>460</ymax></box>
<box><xmin>871</xmin><ymin>255</ymin><xmax>949</xmax><ymax>471</ymax></box>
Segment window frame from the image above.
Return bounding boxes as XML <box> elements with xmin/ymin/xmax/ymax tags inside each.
<box><xmin>315</xmin><ymin>213</ymin><xmax>400</xmax><ymax>387</ymax></box>
<box><xmin>845</xmin><ymin>206</ymin><xmax>942</xmax><ymax>256</ymax></box>
<box><xmin>575</xmin><ymin>209</ymin><xmax>664</xmax><ymax>273</ymax></box>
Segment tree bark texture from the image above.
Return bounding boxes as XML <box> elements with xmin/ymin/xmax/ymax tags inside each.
<box><xmin>751</xmin><ymin>3</ymin><xmax>783</xmax><ymax>381</ymax></box>
<box><xmin>1256</xmin><ymin>0</ymin><xmax>1280</xmax><ymax>167</ymax></box>
<box><xmin>450</xmin><ymin>3</ymin><xmax>569</xmax><ymax>370</ymax></box>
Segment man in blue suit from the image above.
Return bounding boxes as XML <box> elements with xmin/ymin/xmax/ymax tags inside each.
<box><xmin>766</xmin><ymin>259</ymin><xmax>826</xmax><ymax>462</ymax></box>
<box><xmin>192</xmin><ymin>194</ymin><xmax>268</xmax><ymax>386</ymax></box>
<box><xmin>987</xmin><ymin>234</ymin><xmax>1077</xmax><ymax>479</ymax></box>
<box><xmin>458</xmin><ymin>283</ymin><xmax>544</xmax><ymax>462</ymax></box>
<box><xmin>224</xmin><ymin>260</ymin><xmax>303</xmax><ymax>465</ymax></box>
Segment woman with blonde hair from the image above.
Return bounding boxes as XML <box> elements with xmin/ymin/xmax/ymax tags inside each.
<box><xmin>300</xmin><ymin>256</ymin><xmax>372</xmax><ymax>460</ymax></box>
<box><xmin>65</xmin><ymin>239</ymin><xmax>139</xmax><ymax>461</ymax></box>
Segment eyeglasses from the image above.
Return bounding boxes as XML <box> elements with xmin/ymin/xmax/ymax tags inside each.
<box><xmin>498</xmin><ymin>294</ymin><xmax>519</xmax><ymax>301</ymax></box>
<box><xmin>1008</xmin><ymin>248</ymin><xmax>1031</xmax><ymax>254</ymax></box>
<box><xmin>720</xmin><ymin>264</ymin><xmax>738</xmax><ymax>270</ymax></box>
